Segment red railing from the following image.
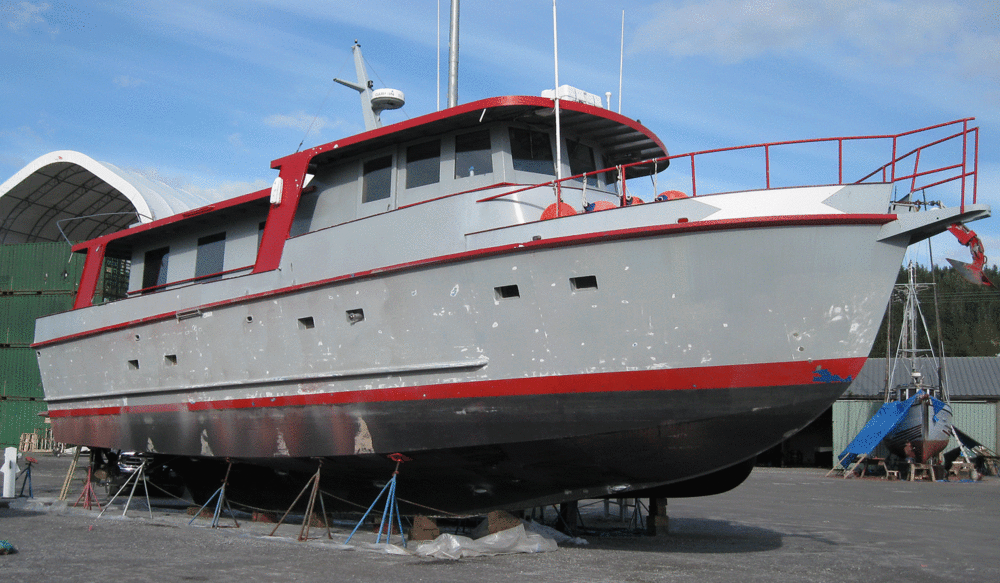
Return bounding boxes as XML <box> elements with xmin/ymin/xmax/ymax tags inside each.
<box><xmin>479</xmin><ymin>118</ymin><xmax>980</xmax><ymax>213</ymax></box>
<box><xmin>127</xmin><ymin>265</ymin><xmax>254</xmax><ymax>296</ymax></box>
<box><xmin>656</xmin><ymin>118</ymin><xmax>978</xmax><ymax>211</ymax></box>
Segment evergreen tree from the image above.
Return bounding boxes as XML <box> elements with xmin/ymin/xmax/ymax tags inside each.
<box><xmin>870</xmin><ymin>265</ymin><xmax>1000</xmax><ymax>358</ymax></box>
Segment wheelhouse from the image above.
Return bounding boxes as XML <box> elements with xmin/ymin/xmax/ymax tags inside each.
<box><xmin>66</xmin><ymin>96</ymin><xmax>667</xmax><ymax>309</ymax></box>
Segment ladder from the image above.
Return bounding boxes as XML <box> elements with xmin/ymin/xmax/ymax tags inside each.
<box><xmin>58</xmin><ymin>446</ymin><xmax>82</xmax><ymax>501</ymax></box>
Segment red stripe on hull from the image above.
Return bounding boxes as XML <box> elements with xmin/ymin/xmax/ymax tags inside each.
<box><xmin>47</xmin><ymin>357</ymin><xmax>865</xmax><ymax>419</ymax></box>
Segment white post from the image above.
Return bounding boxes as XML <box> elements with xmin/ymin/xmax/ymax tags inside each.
<box><xmin>2</xmin><ymin>447</ymin><xmax>19</xmax><ymax>498</ymax></box>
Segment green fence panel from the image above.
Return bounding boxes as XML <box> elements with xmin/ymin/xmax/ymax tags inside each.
<box><xmin>0</xmin><ymin>294</ymin><xmax>75</xmax><ymax>344</ymax></box>
<box><xmin>0</xmin><ymin>242</ymin><xmax>84</xmax><ymax>292</ymax></box>
<box><xmin>0</xmin><ymin>400</ymin><xmax>48</xmax><ymax>448</ymax></box>
<box><xmin>0</xmin><ymin>346</ymin><xmax>44</xmax><ymax>399</ymax></box>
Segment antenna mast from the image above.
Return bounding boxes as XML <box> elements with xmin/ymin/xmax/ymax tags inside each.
<box><xmin>618</xmin><ymin>10</ymin><xmax>625</xmax><ymax>113</ymax></box>
<box><xmin>334</xmin><ymin>42</ymin><xmax>379</xmax><ymax>131</ymax></box>
<box><xmin>447</xmin><ymin>0</ymin><xmax>460</xmax><ymax>108</ymax></box>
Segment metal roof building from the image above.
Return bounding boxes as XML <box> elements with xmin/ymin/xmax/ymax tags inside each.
<box><xmin>1</xmin><ymin>150</ymin><xmax>219</xmax><ymax>448</ymax></box>
<box><xmin>0</xmin><ymin>150</ymin><xmax>217</xmax><ymax>245</ymax></box>
<box><xmin>842</xmin><ymin>357</ymin><xmax>1000</xmax><ymax>400</ymax></box>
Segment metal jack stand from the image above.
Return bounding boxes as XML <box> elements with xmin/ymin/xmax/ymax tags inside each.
<box><xmin>188</xmin><ymin>460</ymin><xmax>240</xmax><ymax>528</ymax></box>
<box><xmin>99</xmin><ymin>461</ymin><xmax>152</xmax><ymax>519</ymax></box>
<box><xmin>269</xmin><ymin>459</ymin><xmax>332</xmax><ymax>541</ymax></box>
<box><xmin>74</xmin><ymin>466</ymin><xmax>103</xmax><ymax>511</ymax></box>
<box><xmin>346</xmin><ymin>453</ymin><xmax>410</xmax><ymax>548</ymax></box>
<box><xmin>16</xmin><ymin>457</ymin><xmax>36</xmax><ymax>498</ymax></box>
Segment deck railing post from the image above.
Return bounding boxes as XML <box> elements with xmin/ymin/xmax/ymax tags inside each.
<box><xmin>689</xmin><ymin>154</ymin><xmax>697</xmax><ymax>197</ymax></box>
<box><xmin>838</xmin><ymin>139</ymin><xmax>843</xmax><ymax>184</ymax></box>
<box><xmin>910</xmin><ymin>148</ymin><xmax>921</xmax><ymax>194</ymax></box>
<box><xmin>891</xmin><ymin>137</ymin><xmax>898</xmax><ymax>183</ymax></box>
<box><xmin>973</xmin><ymin>127</ymin><xmax>979</xmax><ymax>205</ymax></box>
<box><xmin>764</xmin><ymin>144</ymin><xmax>771</xmax><ymax>189</ymax></box>
<box><xmin>961</xmin><ymin>119</ymin><xmax>968</xmax><ymax>212</ymax></box>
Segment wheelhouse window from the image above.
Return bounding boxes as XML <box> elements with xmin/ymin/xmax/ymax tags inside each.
<box><xmin>362</xmin><ymin>155</ymin><xmax>393</xmax><ymax>203</ymax></box>
<box><xmin>509</xmin><ymin>127</ymin><xmax>554</xmax><ymax>175</ymax></box>
<box><xmin>406</xmin><ymin>140</ymin><xmax>441</xmax><ymax>188</ymax></box>
<box><xmin>454</xmin><ymin>130</ymin><xmax>493</xmax><ymax>178</ymax></box>
<box><xmin>195</xmin><ymin>232</ymin><xmax>226</xmax><ymax>281</ymax></box>
<box><xmin>142</xmin><ymin>247</ymin><xmax>169</xmax><ymax>292</ymax></box>
<box><xmin>567</xmin><ymin>140</ymin><xmax>598</xmax><ymax>187</ymax></box>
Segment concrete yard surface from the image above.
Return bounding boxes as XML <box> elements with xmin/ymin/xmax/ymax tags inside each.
<box><xmin>1</xmin><ymin>455</ymin><xmax>997</xmax><ymax>582</ymax></box>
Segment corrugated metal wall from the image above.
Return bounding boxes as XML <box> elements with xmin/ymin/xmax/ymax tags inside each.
<box><xmin>0</xmin><ymin>242</ymin><xmax>85</xmax><ymax>447</ymax></box>
<box><xmin>951</xmin><ymin>402</ymin><xmax>998</xmax><ymax>453</ymax></box>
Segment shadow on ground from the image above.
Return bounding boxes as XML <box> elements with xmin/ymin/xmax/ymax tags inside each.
<box><xmin>572</xmin><ymin>517</ymin><xmax>795</xmax><ymax>554</ymax></box>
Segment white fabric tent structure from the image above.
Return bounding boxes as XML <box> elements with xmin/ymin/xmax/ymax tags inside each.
<box><xmin>0</xmin><ymin>150</ymin><xmax>218</xmax><ymax>244</ymax></box>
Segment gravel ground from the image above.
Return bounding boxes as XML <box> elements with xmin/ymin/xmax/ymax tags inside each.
<box><xmin>2</xmin><ymin>453</ymin><xmax>997</xmax><ymax>582</ymax></box>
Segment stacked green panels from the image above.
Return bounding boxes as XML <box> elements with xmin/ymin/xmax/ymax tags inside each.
<box><xmin>0</xmin><ymin>242</ymin><xmax>86</xmax><ymax>447</ymax></box>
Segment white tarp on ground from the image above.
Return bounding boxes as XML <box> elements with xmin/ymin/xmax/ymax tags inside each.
<box><xmin>414</xmin><ymin>524</ymin><xmax>558</xmax><ymax>560</ymax></box>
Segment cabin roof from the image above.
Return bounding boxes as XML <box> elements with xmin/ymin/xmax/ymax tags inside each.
<box><xmin>274</xmin><ymin>96</ymin><xmax>669</xmax><ymax>177</ymax></box>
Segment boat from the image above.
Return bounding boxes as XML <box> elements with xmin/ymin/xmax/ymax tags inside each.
<box><xmin>880</xmin><ymin>264</ymin><xmax>954</xmax><ymax>464</ymax></box>
<box><xmin>31</xmin><ymin>33</ymin><xmax>991</xmax><ymax>513</ymax></box>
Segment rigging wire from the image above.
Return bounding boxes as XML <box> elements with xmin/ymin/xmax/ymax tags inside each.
<box><xmin>295</xmin><ymin>53</ymin><xmax>354</xmax><ymax>153</ymax></box>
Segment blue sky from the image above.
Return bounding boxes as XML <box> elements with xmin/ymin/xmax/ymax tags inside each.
<box><xmin>2</xmin><ymin>0</ymin><xmax>997</xmax><ymax>265</ymax></box>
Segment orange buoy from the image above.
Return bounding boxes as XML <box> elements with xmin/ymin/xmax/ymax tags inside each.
<box><xmin>656</xmin><ymin>190</ymin><xmax>688</xmax><ymax>202</ymax></box>
<box><xmin>592</xmin><ymin>200</ymin><xmax>617</xmax><ymax>211</ymax></box>
<box><xmin>540</xmin><ymin>202</ymin><xmax>577</xmax><ymax>220</ymax></box>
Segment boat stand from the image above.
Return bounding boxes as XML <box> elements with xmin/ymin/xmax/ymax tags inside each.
<box><xmin>74</xmin><ymin>465</ymin><xmax>103</xmax><ymax>511</ymax></box>
<box><xmin>16</xmin><ymin>457</ymin><xmax>35</xmax><ymax>498</ymax></box>
<box><xmin>345</xmin><ymin>453</ymin><xmax>410</xmax><ymax>548</ymax></box>
<box><xmin>268</xmin><ymin>460</ymin><xmax>332</xmax><ymax>542</ymax></box>
<box><xmin>188</xmin><ymin>460</ymin><xmax>239</xmax><ymax>528</ymax></box>
<box><xmin>98</xmin><ymin>461</ymin><xmax>152</xmax><ymax>519</ymax></box>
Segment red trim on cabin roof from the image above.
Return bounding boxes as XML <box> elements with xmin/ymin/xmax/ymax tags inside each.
<box><xmin>46</xmin><ymin>356</ymin><xmax>867</xmax><ymax>418</ymax></box>
<box><xmin>270</xmin><ymin>95</ymin><xmax>667</xmax><ymax>170</ymax></box>
<box><xmin>70</xmin><ymin>188</ymin><xmax>272</xmax><ymax>254</ymax></box>
<box><xmin>35</xmin><ymin>213</ymin><xmax>895</xmax><ymax>349</ymax></box>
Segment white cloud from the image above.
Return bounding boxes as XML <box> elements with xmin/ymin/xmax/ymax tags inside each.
<box><xmin>227</xmin><ymin>133</ymin><xmax>245</xmax><ymax>151</ymax></box>
<box><xmin>112</xmin><ymin>75</ymin><xmax>146</xmax><ymax>88</ymax></box>
<box><xmin>632</xmin><ymin>1</ymin><xmax>997</xmax><ymax>82</ymax></box>
<box><xmin>264</xmin><ymin>111</ymin><xmax>335</xmax><ymax>134</ymax></box>
<box><xmin>5</xmin><ymin>1</ymin><xmax>57</xmax><ymax>34</ymax></box>
<box><xmin>182</xmin><ymin>178</ymin><xmax>271</xmax><ymax>199</ymax></box>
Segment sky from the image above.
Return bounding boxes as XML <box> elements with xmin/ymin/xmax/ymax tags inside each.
<box><xmin>2</xmin><ymin>0</ymin><xmax>998</xmax><ymax>266</ymax></box>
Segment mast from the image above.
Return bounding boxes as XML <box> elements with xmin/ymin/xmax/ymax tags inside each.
<box><xmin>334</xmin><ymin>41</ymin><xmax>379</xmax><ymax>131</ymax></box>
<box><xmin>334</xmin><ymin>41</ymin><xmax>404</xmax><ymax>131</ymax></box>
<box><xmin>447</xmin><ymin>0</ymin><xmax>460</xmax><ymax>108</ymax></box>
<box><xmin>888</xmin><ymin>263</ymin><xmax>940</xmax><ymax>401</ymax></box>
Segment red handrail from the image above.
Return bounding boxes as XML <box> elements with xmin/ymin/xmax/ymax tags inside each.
<box><xmin>478</xmin><ymin>118</ymin><xmax>979</xmax><ymax>214</ymax></box>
